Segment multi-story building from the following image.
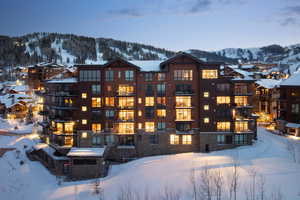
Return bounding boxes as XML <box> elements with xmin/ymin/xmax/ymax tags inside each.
<box><xmin>36</xmin><ymin>52</ymin><xmax>257</xmax><ymax>180</ymax></box>
<box><xmin>277</xmin><ymin>72</ymin><xmax>300</xmax><ymax>136</ymax></box>
<box><xmin>27</xmin><ymin>62</ymin><xmax>65</xmax><ymax>91</ymax></box>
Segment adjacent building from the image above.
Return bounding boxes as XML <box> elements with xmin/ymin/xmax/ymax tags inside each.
<box><xmin>35</xmin><ymin>52</ymin><xmax>257</xmax><ymax>179</ymax></box>
<box><xmin>277</xmin><ymin>72</ymin><xmax>300</xmax><ymax>137</ymax></box>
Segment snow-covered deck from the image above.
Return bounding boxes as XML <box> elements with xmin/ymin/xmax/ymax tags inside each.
<box><xmin>286</xmin><ymin>122</ymin><xmax>300</xmax><ymax>129</ymax></box>
<box><xmin>67</xmin><ymin>147</ymin><xmax>105</xmax><ymax>157</ymax></box>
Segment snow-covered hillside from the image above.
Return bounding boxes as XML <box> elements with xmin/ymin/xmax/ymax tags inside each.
<box><xmin>216</xmin><ymin>44</ymin><xmax>300</xmax><ymax>66</ymax></box>
<box><xmin>0</xmin><ymin>33</ymin><xmax>175</xmax><ymax>66</ymax></box>
<box><xmin>1</xmin><ymin>128</ymin><xmax>300</xmax><ymax>200</ymax></box>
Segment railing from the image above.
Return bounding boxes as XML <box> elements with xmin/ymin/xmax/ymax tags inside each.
<box><xmin>175</xmin><ymin>90</ymin><xmax>195</xmax><ymax>95</ymax></box>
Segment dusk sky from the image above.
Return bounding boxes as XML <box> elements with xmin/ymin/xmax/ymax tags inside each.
<box><xmin>1</xmin><ymin>0</ymin><xmax>300</xmax><ymax>51</ymax></box>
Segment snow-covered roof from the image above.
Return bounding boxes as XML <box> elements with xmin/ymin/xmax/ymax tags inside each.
<box><xmin>129</xmin><ymin>60</ymin><xmax>162</xmax><ymax>72</ymax></box>
<box><xmin>47</xmin><ymin>78</ymin><xmax>77</xmax><ymax>84</ymax></box>
<box><xmin>0</xmin><ymin>93</ymin><xmax>32</xmax><ymax>108</ymax></box>
<box><xmin>33</xmin><ymin>143</ymin><xmax>68</xmax><ymax>160</ymax></box>
<box><xmin>256</xmin><ymin>79</ymin><xmax>282</xmax><ymax>89</ymax></box>
<box><xmin>241</xmin><ymin>65</ymin><xmax>255</xmax><ymax>69</ymax></box>
<box><xmin>67</xmin><ymin>148</ymin><xmax>105</xmax><ymax>157</ymax></box>
<box><xmin>286</xmin><ymin>123</ymin><xmax>300</xmax><ymax>129</ymax></box>
<box><xmin>231</xmin><ymin>76</ymin><xmax>254</xmax><ymax>81</ymax></box>
<box><xmin>10</xmin><ymin>85</ymin><xmax>29</xmax><ymax>92</ymax></box>
<box><xmin>280</xmin><ymin>71</ymin><xmax>300</xmax><ymax>86</ymax></box>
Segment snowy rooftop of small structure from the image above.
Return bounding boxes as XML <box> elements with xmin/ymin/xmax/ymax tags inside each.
<box><xmin>0</xmin><ymin>94</ymin><xmax>32</xmax><ymax>108</ymax></box>
<box><xmin>33</xmin><ymin>143</ymin><xmax>68</xmax><ymax>160</ymax></box>
<box><xmin>231</xmin><ymin>76</ymin><xmax>254</xmax><ymax>81</ymax></box>
<box><xmin>47</xmin><ymin>78</ymin><xmax>77</xmax><ymax>83</ymax></box>
<box><xmin>129</xmin><ymin>60</ymin><xmax>162</xmax><ymax>72</ymax></box>
<box><xmin>286</xmin><ymin>123</ymin><xmax>300</xmax><ymax>128</ymax></box>
<box><xmin>280</xmin><ymin>71</ymin><xmax>300</xmax><ymax>86</ymax></box>
<box><xmin>241</xmin><ymin>64</ymin><xmax>255</xmax><ymax>69</ymax></box>
<box><xmin>67</xmin><ymin>147</ymin><xmax>105</xmax><ymax>157</ymax></box>
<box><xmin>10</xmin><ymin>85</ymin><xmax>29</xmax><ymax>92</ymax></box>
<box><xmin>256</xmin><ymin>79</ymin><xmax>282</xmax><ymax>89</ymax></box>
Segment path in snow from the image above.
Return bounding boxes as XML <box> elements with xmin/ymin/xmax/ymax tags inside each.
<box><xmin>0</xmin><ymin>127</ymin><xmax>300</xmax><ymax>200</ymax></box>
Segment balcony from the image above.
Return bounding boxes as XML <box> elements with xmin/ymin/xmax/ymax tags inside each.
<box><xmin>234</xmin><ymin>91</ymin><xmax>253</xmax><ymax>96</ymax></box>
<box><xmin>175</xmin><ymin>90</ymin><xmax>195</xmax><ymax>96</ymax></box>
<box><xmin>116</xmin><ymin>92</ymin><xmax>135</xmax><ymax>96</ymax></box>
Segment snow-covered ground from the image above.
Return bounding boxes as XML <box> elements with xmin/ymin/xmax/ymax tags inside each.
<box><xmin>0</xmin><ymin>128</ymin><xmax>300</xmax><ymax>200</ymax></box>
<box><xmin>0</xmin><ymin>118</ymin><xmax>34</xmax><ymax>134</ymax></box>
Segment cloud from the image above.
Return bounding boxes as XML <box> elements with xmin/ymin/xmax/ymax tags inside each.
<box><xmin>188</xmin><ymin>0</ymin><xmax>211</xmax><ymax>14</ymax></box>
<box><xmin>106</xmin><ymin>0</ymin><xmax>244</xmax><ymax>18</ymax></box>
<box><xmin>279</xmin><ymin>5</ymin><xmax>300</xmax><ymax>26</ymax></box>
<box><xmin>108</xmin><ymin>8</ymin><xmax>144</xmax><ymax>17</ymax></box>
<box><xmin>286</xmin><ymin>5</ymin><xmax>300</xmax><ymax>16</ymax></box>
<box><xmin>280</xmin><ymin>17</ymin><xmax>298</xmax><ymax>26</ymax></box>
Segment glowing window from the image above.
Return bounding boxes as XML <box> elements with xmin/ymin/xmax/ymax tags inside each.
<box><xmin>204</xmin><ymin>118</ymin><xmax>209</xmax><ymax>123</ymax></box>
<box><xmin>235</xmin><ymin>121</ymin><xmax>248</xmax><ymax>132</ymax></box>
<box><xmin>176</xmin><ymin>96</ymin><xmax>191</xmax><ymax>107</ymax></box>
<box><xmin>138</xmin><ymin>123</ymin><xmax>142</xmax><ymax>129</ymax></box>
<box><xmin>64</xmin><ymin>122</ymin><xmax>74</xmax><ymax>133</ymax></box>
<box><xmin>82</xmin><ymin>119</ymin><xmax>87</xmax><ymax>125</ymax></box>
<box><xmin>204</xmin><ymin>92</ymin><xmax>209</xmax><ymax>98</ymax></box>
<box><xmin>157</xmin><ymin>97</ymin><xmax>166</xmax><ymax>105</ymax></box>
<box><xmin>81</xmin><ymin>93</ymin><xmax>87</xmax><ymax>99</ymax></box>
<box><xmin>138</xmin><ymin>110</ymin><xmax>142</xmax><ymax>117</ymax></box>
<box><xmin>145</xmin><ymin>97</ymin><xmax>155</xmax><ymax>106</ymax></box>
<box><xmin>170</xmin><ymin>134</ymin><xmax>179</xmax><ymax>145</ymax></box>
<box><xmin>202</xmin><ymin>70</ymin><xmax>218</xmax><ymax>79</ymax></box>
<box><xmin>81</xmin><ymin>132</ymin><xmax>88</xmax><ymax>138</ymax></box>
<box><xmin>118</xmin><ymin>85</ymin><xmax>134</xmax><ymax>95</ymax></box>
<box><xmin>217</xmin><ymin>122</ymin><xmax>230</xmax><ymax>131</ymax></box>
<box><xmin>204</xmin><ymin>105</ymin><xmax>209</xmax><ymax>110</ymax></box>
<box><xmin>81</xmin><ymin>106</ymin><xmax>87</xmax><ymax>112</ymax></box>
<box><xmin>92</xmin><ymin>123</ymin><xmax>101</xmax><ymax>133</ymax></box>
<box><xmin>138</xmin><ymin>98</ymin><xmax>142</xmax><ymax>104</ymax></box>
<box><xmin>145</xmin><ymin>122</ymin><xmax>155</xmax><ymax>132</ymax></box>
<box><xmin>157</xmin><ymin>109</ymin><xmax>166</xmax><ymax>117</ymax></box>
<box><xmin>116</xmin><ymin>123</ymin><xmax>134</xmax><ymax>134</ymax></box>
<box><xmin>176</xmin><ymin>109</ymin><xmax>192</xmax><ymax>121</ymax></box>
<box><xmin>105</xmin><ymin>97</ymin><xmax>114</xmax><ymax>106</ymax></box>
<box><xmin>234</xmin><ymin>96</ymin><xmax>248</xmax><ymax>106</ymax></box>
<box><xmin>217</xmin><ymin>96</ymin><xmax>230</xmax><ymax>104</ymax></box>
<box><xmin>118</xmin><ymin>97</ymin><xmax>134</xmax><ymax>108</ymax></box>
<box><xmin>119</xmin><ymin>110</ymin><xmax>134</xmax><ymax>120</ymax></box>
<box><xmin>92</xmin><ymin>97</ymin><xmax>101</xmax><ymax>107</ymax></box>
<box><xmin>182</xmin><ymin>135</ymin><xmax>192</xmax><ymax>145</ymax></box>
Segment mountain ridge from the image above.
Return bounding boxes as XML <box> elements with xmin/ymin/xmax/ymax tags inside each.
<box><xmin>0</xmin><ymin>32</ymin><xmax>300</xmax><ymax>71</ymax></box>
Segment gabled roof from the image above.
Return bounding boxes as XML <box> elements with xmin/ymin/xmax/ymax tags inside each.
<box><xmin>159</xmin><ymin>52</ymin><xmax>204</xmax><ymax>67</ymax></box>
<box><xmin>103</xmin><ymin>58</ymin><xmax>141</xmax><ymax>69</ymax></box>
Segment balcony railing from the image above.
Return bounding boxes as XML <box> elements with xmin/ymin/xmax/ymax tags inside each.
<box><xmin>175</xmin><ymin>90</ymin><xmax>194</xmax><ymax>95</ymax></box>
<box><xmin>116</xmin><ymin>92</ymin><xmax>135</xmax><ymax>96</ymax></box>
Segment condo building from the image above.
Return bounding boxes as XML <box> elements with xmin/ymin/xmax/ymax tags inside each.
<box><xmin>36</xmin><ymin>52</ymin><xmax>257</xmax><ymax>179</ymax></box>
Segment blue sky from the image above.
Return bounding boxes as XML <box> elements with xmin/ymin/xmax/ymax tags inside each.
<box><xmin>0</xmin><ymin>0</ymin><xmax>300</xmax><ymax>51</ymax></box>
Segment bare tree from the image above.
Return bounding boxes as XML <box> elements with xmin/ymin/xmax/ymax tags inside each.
<box><xmin>227</xmin><ymin>159</ymin><xmax>240</xmax><ymax>200</ymax></box>
<box><xmin>92</xmin><ymin>178</ymin><xmax>105</xmax><ymax>200</ymax></box>
<box><xmin>286</xmin><ymin>140</ymin><xmax>296</xmax><ymax>163</ymax></box>
<box><xmin>212</xmin><ymin>169</ymin><xmax>224</xmax><ymax>200</ymax></box>
<box><xmin>189</xmin><ymin>167</ymin><xmax>198</xmax><ymax>200</ymax></box>
<box><xmin>244</xmin><ymin>167</ymin><xmax>258</xmax><ymax>200</ymax></box>
<box><xmin>199</xmin><ymin>164</ymin><xmax>213</xmax><ymax>200</ymax></box>
<box><xmin>160</xmin><ymin>185</ymin><xmax>182</xmax><ymax>200</ymax></box>
<box><xmin>257</xmin><ymin>174</ymin><xmax>266</xmax><ymax>200</ymax></box>
<box><xmin>269</xmin><ymin>187</ymin><xmax>284</xmax><ymax>200</ymax></box>
<box><xmin>117</xmin><ymin>184</ymin><xmax>140</xmax><ymax>200</ymax></box>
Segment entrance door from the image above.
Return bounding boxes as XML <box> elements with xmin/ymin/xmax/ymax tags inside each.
<box><xmin>205</xmin><ymin>144</ymin><xmax>210</xmax><ymax>152</ymax></box>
